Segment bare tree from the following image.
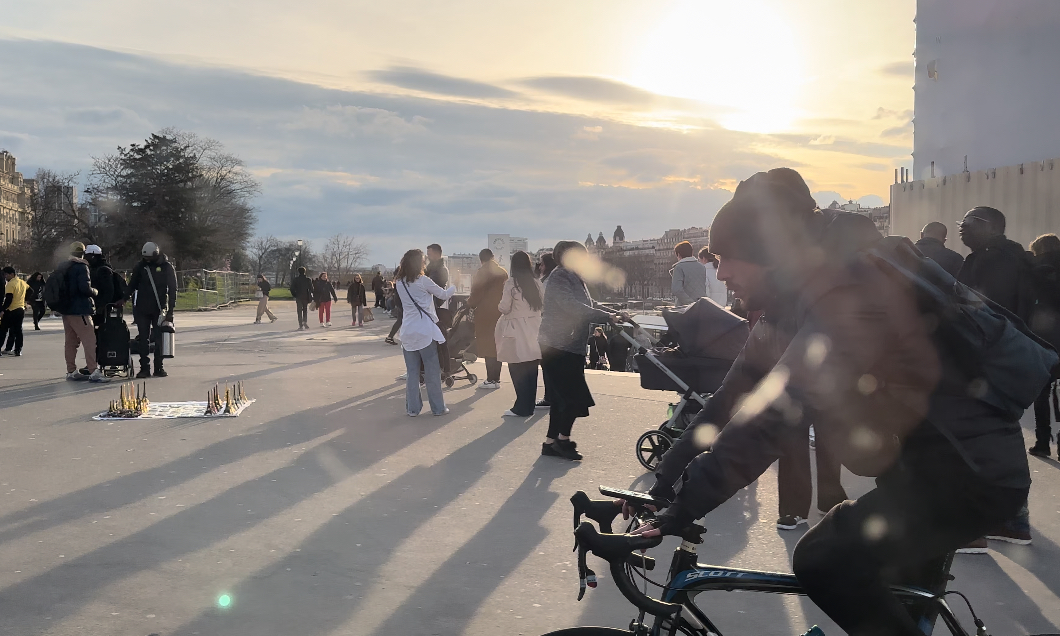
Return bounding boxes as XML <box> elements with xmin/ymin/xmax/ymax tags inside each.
<box><xmin>248</xmin><ymin>235</ymin><xmax>279</xmax><ymax>277</ymax></box>
<box><xmin>320</xmin><ymin>234</ymin><xmax>369</xmax><ymax>280</ymax></box>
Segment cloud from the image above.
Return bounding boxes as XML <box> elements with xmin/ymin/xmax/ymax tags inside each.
<box><xmin>879</xmin><ymin>61</ymin><xmax>912</xmax><ymax>77</ymax></box>
<box><xmin>0</xmin><ymin>38</ymin><xmax>891</xmax><ymax>266</ymax></box>
<box><xmin>520</xmin><ymin>75</ymin><xmax>661</xmax><ymax>106</ymax></box>
<box><xmin>284</xmin><ymin>105</ymin><xmax>429</xmax><ymax>140</ymax></box>
<box><xmin>873</xmin><ymin>107</ymin><xmax>913</xmax><ymax>120</ymax></box>
<box><xmin>881</xmin><ymin>122</ymin><xmax>913</xmax><ymax>138</ymax></box>
<box><xmin>366</xmin><ymin>66</ymin><xmax>519</xmax><ymax>100</ymax></box>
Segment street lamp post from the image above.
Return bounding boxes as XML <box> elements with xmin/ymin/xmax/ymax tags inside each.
<box><xmin>289</xmin><ymin>239</ymin><xmax>304</xmax><ymax>284</ymax></box>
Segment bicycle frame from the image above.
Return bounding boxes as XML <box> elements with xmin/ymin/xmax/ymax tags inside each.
<box><xmin>645</xmin><ymin>542</ymin><xmax>971</xmax><ymax>636</ymax></box>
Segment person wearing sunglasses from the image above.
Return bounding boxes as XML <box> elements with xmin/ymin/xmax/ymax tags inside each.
<box><xmin>955</xmin><ymin>205</ymin><xmax>1036</xmax><ymax>550</ymax></box>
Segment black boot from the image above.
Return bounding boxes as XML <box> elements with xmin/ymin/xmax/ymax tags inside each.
<box><xmin>153</xmin><ymin>366</ymin><xmax>168</xmax><ymax>378</ymax></box>
<box><xmin>136</xmin><ymin>367</ymin><xmax>151</xmax><ymax>379</ymax></box>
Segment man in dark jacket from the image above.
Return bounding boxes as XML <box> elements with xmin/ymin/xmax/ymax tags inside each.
<box><xmin>290</xmin><ymin>267</ymin><xmax>313</xmax><ymax>330</ymax></box>
<box><xmin>425</xmin><ymin>244</ymin><xmax>451</xmax><ymax>375</ymax></box>
<box><xmin>957</xmin><ymin>206</ymin><xmax>1034</xmax><ymax>318</ymax></box>
<box><xmin>914</xmin><ymin>221</ymin><xmax>964</xmax><ymax>278</ymax></box>
<box><xmin>633</xmin><ymin>170</ymin><xmax>1029</xmax><ymax>636</ymax></box>
<box><xmin>371</xmin><ymin>271</ymin><xmax>385</xmax><ymax>308</ymax></box>
<box><xmin>955</xmin><ymin>206</ymin><xmax>1035</xmax><ymax>547</ymax></box>
<box><xmin>126</xmin><ymin>242</ymin><xmax>177</xmax><ymax>378</ymax></box>
<box><xmin>84</xmin><ymin>244</ymin><xmax>116</xmax><ymax>329</ymax></box>
<box><xmin>59</xmin><ymin>242</ymin><xmax>109</xmax><ymax>382</ymax></box>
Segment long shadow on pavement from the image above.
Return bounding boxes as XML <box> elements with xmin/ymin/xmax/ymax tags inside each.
<box><xmin>0</xmin><ymin>386</ymin><xmax>398</xmax><ymax>548</ymax></box>
<box><xmin>165</xmin><ymin>417</ymin><xmax>542</xmax><ymax>636</ymax></box>
<box><xmin>0</xmin><ymin>386</ymin><xmax>463</xmax><ymax>634</ymax></box>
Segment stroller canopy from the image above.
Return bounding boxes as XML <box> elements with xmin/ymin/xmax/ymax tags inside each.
<box><xmin>662</xmin><ymin>298</ymin><xmax>749</xmax><ymax>360</ymax></box>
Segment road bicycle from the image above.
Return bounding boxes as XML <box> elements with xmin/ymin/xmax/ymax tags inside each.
<box><xmin>539</xmin><ymin>486</ymin><xmax>1058</xmax><ymax>636</ymax></box>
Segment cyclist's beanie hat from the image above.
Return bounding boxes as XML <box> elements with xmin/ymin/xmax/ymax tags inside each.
<box><xmin>708</xmin><ymin>168</ymin><xmax>819</xmax><ymax>267</ymax></box>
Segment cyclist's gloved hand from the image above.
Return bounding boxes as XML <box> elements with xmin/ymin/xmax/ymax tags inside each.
<box><xmin>630</xmin><ymin>506</ymin><xmax>692</xmax><ymax>538</ymax></box>
<box><xmin>648</xmin><ymin>480</ymin><xmax>676</xmax><ymax>506</ymax></box>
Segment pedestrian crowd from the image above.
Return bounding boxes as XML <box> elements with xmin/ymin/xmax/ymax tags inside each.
<box><xmin>1</xmin><ymin>240</ymin><xmax>175</xmax><ymax>382</ymax></box>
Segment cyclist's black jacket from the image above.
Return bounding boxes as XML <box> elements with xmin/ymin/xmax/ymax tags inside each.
<box><xmin>654</xmin><ymin>253</ymin><xmax>1031</xmax><ymax>526</ymax></box>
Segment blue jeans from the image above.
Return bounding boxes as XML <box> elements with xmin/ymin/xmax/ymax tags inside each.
<box><xmin>403</xmin><ymin>343</ymin><xmax>446</xmax><ymax>415</ymax></box>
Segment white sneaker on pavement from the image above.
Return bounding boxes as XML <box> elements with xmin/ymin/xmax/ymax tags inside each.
<box><xmin>477</xmin><ymin>381</ymin><xmax>500</xmax><ymax>390</ymax></box>
<box><xmin>88</xmin><ymin>369</ymin><xmax>111</xmax><ymax>383</ymax></box>
<box><xmin>503</xmin><ymin>410</ymin><xmax>527</xmax><ymax>417</ymax></box>
<box><xmin>325</xmin><ymin>321</ymin><xmax>332</xmax><ymax>327</ymax></box>
<box><xmin>396</xmin><ymin>373</ymin><xmax>408</xmax><ymax>381</ymax></box>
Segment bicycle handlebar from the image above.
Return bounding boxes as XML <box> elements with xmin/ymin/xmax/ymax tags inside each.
<box><xmin>574</xmin><ymin>522</ymin><xmax>681</xmax><ymax>617</ymax></box>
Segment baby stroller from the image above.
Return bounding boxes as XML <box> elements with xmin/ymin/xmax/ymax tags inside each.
<box><xmin>444</xmin><ymin>295</ymin><xmax>479</xmax><ymax>387</ymax></box>
<box><xmin>623</xmin><ymin>299</ymin><xmax>749</xmax><ymax>471</ymax></box>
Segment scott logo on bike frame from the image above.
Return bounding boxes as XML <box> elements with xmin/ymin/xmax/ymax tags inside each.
<box><xmin>682</xmin><ymin>569</ymin><xmax>748</xmax><ymax>582</ymax></box>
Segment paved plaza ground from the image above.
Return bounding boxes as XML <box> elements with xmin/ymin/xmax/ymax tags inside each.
<box><xmin>0</xmin><ymin>301</ymin><xmax>1058</xmax><ymax>636</ymax></box>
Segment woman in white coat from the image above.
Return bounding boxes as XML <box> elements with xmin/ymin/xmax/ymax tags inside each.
<box><xmin>495</xmin><ymin>250</ymin><xmax>545</xmax><ymax>417</ymax></box>
<box><xmin>699</xmin><ymin>247</ymin><xmax>729</xmax><ymax>308</ymax></box>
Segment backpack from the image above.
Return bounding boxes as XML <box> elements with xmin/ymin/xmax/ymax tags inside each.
<box><xmin>43</xmin><ymin>262</ymin><xmax>73</xmax><ymax>313</ymax></box>
<box><xmin>867</xmin><ymin>235</ymin><xmax>1058</xmax><ymax>420</ymax></box>
<box><xmin>111</xmin><ymin>270</ymin><xmax>130</xmax><ymax>305</ymax></box>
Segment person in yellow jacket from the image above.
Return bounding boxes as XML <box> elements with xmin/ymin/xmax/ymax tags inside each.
<box><xmin>1</xmin><ymin>266</ymin><xmax>29</xmax><ymax>356</ymax></box>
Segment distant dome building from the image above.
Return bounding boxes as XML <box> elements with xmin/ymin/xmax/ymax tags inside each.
<box><xmin>613</xmin><ymin>225</ymin><xmax>625</xmax><ymax>244</ymax></box>
<box><xmin>585</xmin><ymin>234</ymin><xmax>594</xmax><ymax>249</ymax></box>
<box><xmin>596</xmin><ymin>232</ymin><xmax>607</xmax><ymax>249</ymax></box>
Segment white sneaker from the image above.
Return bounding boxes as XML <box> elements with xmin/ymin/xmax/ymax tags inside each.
<box><xmin>396</xmin><ymin>373</ymin><xmax>408</xmax><ymax>381</ymax></box>
<box><xmin>325</xmin><ymin>321</ymin><xmax>332</xmax><ymax>327</ymax></box>
<box><xmin>433</xmin><ymin>408</ymin><xmax>450</xmax><ymax>416</ymax></box>
<box><xmin>88</xmin><ymin>369</ymin><xmax>111</xmax><ymax>383</ymax></box>
<box><xmin>67</xmin><ymin>371</ymin><xmax>89</xmax><ymax>381</ymax></box>
<box><xmin>503</xmin><ymin>409</ymin><xmax>527</xmax><ymax>417</ymax></box>
<box><xmin>478</xmin><ymin>381</ymin><xmax>500</xmax><ymax>390</ymax></box>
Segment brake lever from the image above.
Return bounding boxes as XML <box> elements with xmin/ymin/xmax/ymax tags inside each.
<box><xmin>573</xmin><ymin>535</ymin><xmax>597</xmax><ymax>601</ymax></box>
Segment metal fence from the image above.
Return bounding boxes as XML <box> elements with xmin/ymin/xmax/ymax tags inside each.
<box><xmin>174</xmin><ymin>270</ymin><xmax>254</xmax><ymax>311</ymax></box>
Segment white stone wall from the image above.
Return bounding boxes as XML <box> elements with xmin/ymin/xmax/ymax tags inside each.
<box><xmin>890</xmin><ymin>157</ymin><xmax>1060</xmax><ymax>253</ymax></box>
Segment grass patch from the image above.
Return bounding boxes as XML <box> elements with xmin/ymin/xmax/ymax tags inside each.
<box><xmin>268</xmin><ymin>287</ymin><xmax>293</xmax><ymax>300</ymax></box>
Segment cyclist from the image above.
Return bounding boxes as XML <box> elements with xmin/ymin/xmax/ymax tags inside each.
<box><xmin>632</xmin><ymin>168</ymin><xmax>1032</xmax><ymax>636</ymax></box>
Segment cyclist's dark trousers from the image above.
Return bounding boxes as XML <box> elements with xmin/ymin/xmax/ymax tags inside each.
<box><xmin>778</xmin><ymin>422</ymin><xmax>846</xmax><ymax>518</ymax></box>
<box><xmin>792</xmin><ymin>450</ymin><xmax>1026</xmax><ymax>636</ymax></box>
<box><xmin>1033</xmin><ymin>381</ymin><xmax>1055</xmax><ymax>448</ymax></box>
<box><xmin>0</xmin><ymin>308</ymin><xmax>25</xmax><ymax>352</ymax></box>
<box><xmin>31</xmin><ymin>301</ymin><xmax>46</xmax><ymax>328</ymax></box>
<box><xmin>134</xmin><ymin>312</ymin><xmax>163</xmax><ymax>370</ymax></box>
<box><xmin>296</xmin><ymin>300</ymin><xmax>309</xmax><ymax>327</ymax></box>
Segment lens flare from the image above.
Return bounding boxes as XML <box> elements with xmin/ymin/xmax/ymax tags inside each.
<box><xmin>217</xmin><ymin>594</ymin><xmax>232</xmax><ymax>608</ymax></box>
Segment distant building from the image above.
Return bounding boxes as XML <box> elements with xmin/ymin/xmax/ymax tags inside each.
<box><xmin>828</xmin><ymin>200</ymin><xmax>891</xmax><ymax>234</ymax></box>
<box><xmin>892</xmin><ymin>0</ymin><xmax>1060</xmax><ymax>250</ymax></box>
<box><xmin>913</xmin><ymin>0</ymin><xmax>1060</xmax><ymax>180</ymax></box>
<box><xmin>613</xmin><ymin>225</ymin><xmax>625</xmax><ymax>244</ymax></box>
<box><xmin>0</xmin><ymin>151</ymin><xmax>34</xmax><ymax>249</ymax></box>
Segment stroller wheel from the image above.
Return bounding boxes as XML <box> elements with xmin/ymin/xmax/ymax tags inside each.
<box><xmin>444</xmin><ymin>375</ymin><xmax>455</xmax><ymax>388</ymax></box>
<box><xmin>636</xmin><ymin>430</ymin><xmax>674</xmax><ymax>471</ymax></box>
<box><xmin>468</xmin><ymin>373</ymin><xmax>478</xmax><ymax>385</ymax></box>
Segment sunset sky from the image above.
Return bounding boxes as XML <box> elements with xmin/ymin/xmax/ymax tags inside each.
<box><xmin>0</xmin><ymin>0</ymin><xmax>916</xmax><ymax>264</ymax></box>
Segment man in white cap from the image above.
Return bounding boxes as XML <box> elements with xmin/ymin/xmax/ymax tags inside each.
<box><xmin>84</xmin><ymin>245</ymin><xmax>116</xmax><ymax>329</ymax></box>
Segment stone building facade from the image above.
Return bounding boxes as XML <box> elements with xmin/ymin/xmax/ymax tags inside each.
<box><xmin>0</xmin><ymin>151</ymin><xmax>34</xmax><ymax>250</ymax></box>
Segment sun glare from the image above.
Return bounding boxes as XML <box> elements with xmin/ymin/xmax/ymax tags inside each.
<box><xmin>630</xmin><ymin>0</ymin><xmax>805</xmax><ymax>133</ymax></box>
